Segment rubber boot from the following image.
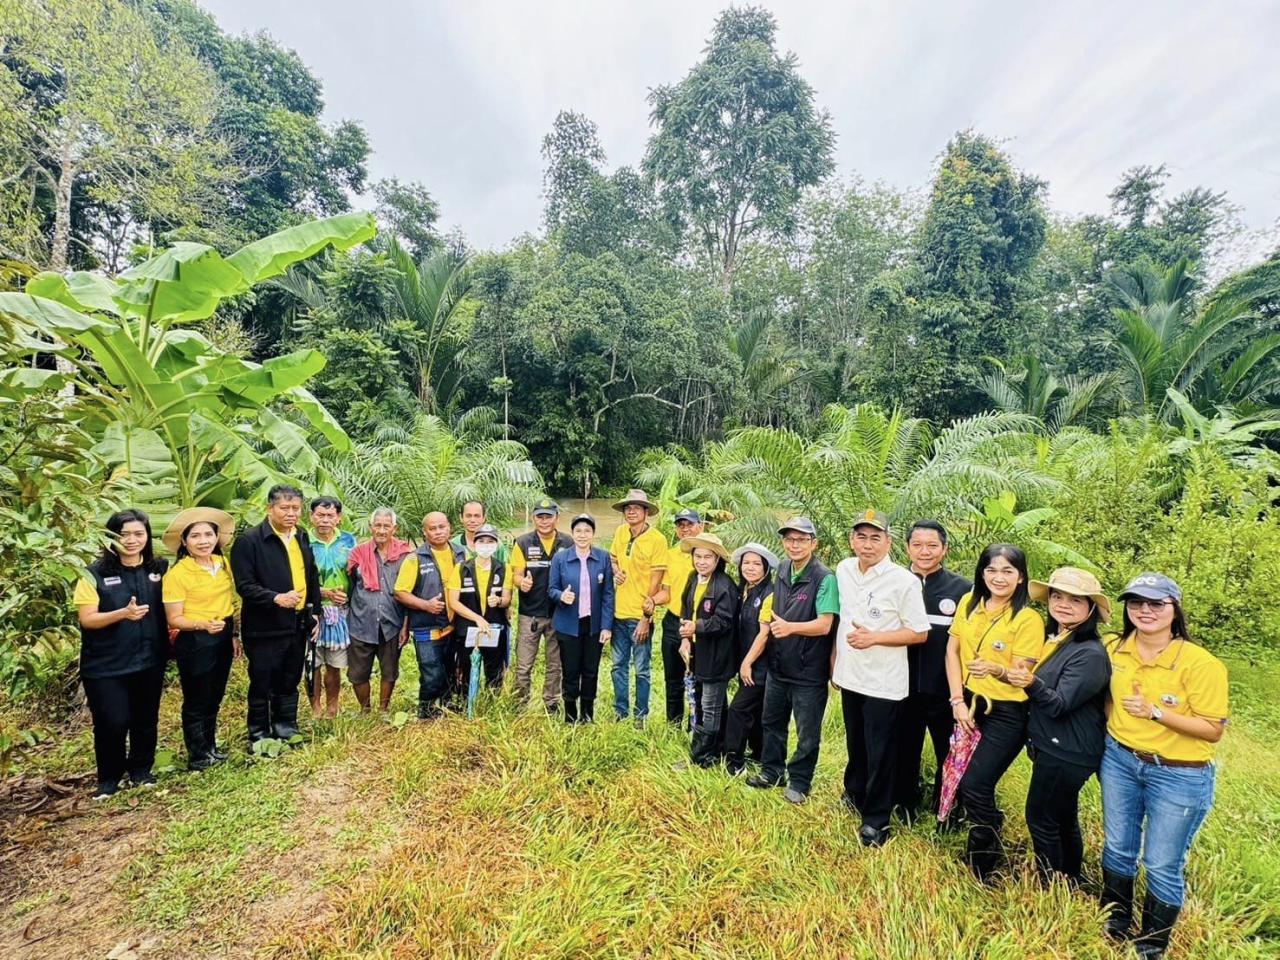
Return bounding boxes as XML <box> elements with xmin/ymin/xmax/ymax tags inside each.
<box><xmin>1100</xmin><ymin>869</ymin><xmax>1135</xmax><ymax>941</ymax></box>
<box><xmin>247</xmin><ymin>696</ymin><xmax>272</xmax><ymax>746</ymax></box>
<box><xmin>965</xmin><ymin>824</ymin><xmax>1002</xmax><ymax>884</ymax></box>
<box><xmin>580</xmin><ymin>698</ymin><xmax>595</xmax><ymax>723</ymax></box>
<box><xmin>271</xmin><ymin>692</ymin><xmax>302</xmax><ymax>741</ymax></box>
<box><xmin>183</xmin><ymin>719</ymin><xmax>214</xmax><ymax>770</ymax></box>
<box><xmin>564</xmin><ymin>698</ymin><xmax>578</xmax><ymax>724</ymax></box>
<box><xmin>203</xmin><ymin>715</ymin><xmax>227</xmax><ymax>761</ymax></box>
<box><xmin>690</xmin><ymin>728</ymin><xmax>719</xmax><ymax>768</ymax></box>
<box><xmin>1135</xmin><ymin>892</ymin><xmax>1180</xmax><ymax>959</ymax></box>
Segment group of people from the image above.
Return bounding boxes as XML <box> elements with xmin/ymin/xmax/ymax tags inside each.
<box><xmin>73</xmin><ymin>486</ymin><xmax>1227</xmax><ymax>960</ymax></box>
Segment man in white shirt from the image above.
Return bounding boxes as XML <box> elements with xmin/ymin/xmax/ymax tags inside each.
<box><xmin>833</xmin><ymin>509</ymin><xmax>929</xmax><ymax>847</ymax></box>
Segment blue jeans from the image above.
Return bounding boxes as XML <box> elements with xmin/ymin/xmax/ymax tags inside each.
<box><xmin>610</xmin><ymin>619</ymin><xmax>651</xmax><ymax>719</ymax></box>
<box><xmin>413</xmin><ymin>632</ymin><xmax>449</xmax><ymax>708</ymax></box>
<box><xmin>1100</xmin><ymin>737</ymin><xmax>1215</xmax><ymax>906</ymax></box>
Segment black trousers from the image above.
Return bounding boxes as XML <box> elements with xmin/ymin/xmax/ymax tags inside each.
<box><xmin>458</xmin><ymin>626</ymin><xmax>507</xmax><ymax>695</ymax></box>
<box><xmin>841</xmin><ymin>689</ymin><xmax>903</xmax><ymax>831</ymax></box>
<box><xmin>959</xmin><ymin>698</ymin><xmax>1028</xmax><ymax>878</ymax></box>
<box><xmin>559</xmin><ymin>620</ymin><xmax>604</xmax><ymax>722</ymax></box>
<box><xmin>82</xmin><ymin>663</ymin><xmax>166</xmax><ymax>786</ymax></box>
<box><xmin>723</xmin><ymin>679</ymin><xmax>766</xmax><ymax>768</ymax></box>
<box><xmin>1025</xmin><ymin>748</ymin><xmax>1096</xmax><ymax>882</ymax></box>
<box><xmin>893</xmin><ymin>690</ymin><xmax>953</xmax><ymax>814</ymax></box>
<box><xmin>175</xmin><ymin>623</ymin><xmax>234</xmax><ymax>759</ymax></box>
<box><xmin>244</xmin><ymin>616</ymin><xmax>307</xmax><ymax>739</ymax></box>
<box><xmin>661</xmin><ymin>612</ymin><xmax>686</xmax><ymax>725</ymax></box>
<box><xmin>759</xmin><ymin>677</ymin><xmax>829</xmax><ymax>795</ymax></box>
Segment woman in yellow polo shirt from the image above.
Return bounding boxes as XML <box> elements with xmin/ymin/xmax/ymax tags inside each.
<box><xmin>1099</xmin><ymin>573</ymin><xmax>1227</xmax><ymax>960</ymax></box>
<box><xmin>161</xmin><ymin>508</ymin><xmax>237</xmax><ymax>771</ymax></box>
<box><xmin>945</xmin><ymin>543</ymin><xmax>1045</xmax><ymax>882</ymax></box>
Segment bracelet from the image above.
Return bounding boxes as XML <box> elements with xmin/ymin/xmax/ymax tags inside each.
<box><xmin>949</xmin><ymin>697</ymin><xmax>964</xmax><ymax>707</ymax></box>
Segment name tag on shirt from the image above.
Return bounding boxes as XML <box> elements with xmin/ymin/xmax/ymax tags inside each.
<box><xmin>103</xmin><ymin>576</ymin><xmax>122</xmax><ymax>586</ymax></box>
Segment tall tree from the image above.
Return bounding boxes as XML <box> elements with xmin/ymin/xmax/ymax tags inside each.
<box><xmin>0</xmin><ymin>0</ymin><xmax>233</xmax><ymax>270</ymax></box>
<box><xmin>644</xmin><ymin>6</ymin><xmax>835</xmax><ymax>290</ymax></box>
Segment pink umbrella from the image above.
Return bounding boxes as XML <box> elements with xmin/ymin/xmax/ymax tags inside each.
<box><xmin>938</xmin><ymin>724</ymin><xmax>983</xmax><ymax>822</ymax></box>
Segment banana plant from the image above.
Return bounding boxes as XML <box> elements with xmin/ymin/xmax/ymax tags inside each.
<box><xmin>0</xmin><ymin>213</ymin><xmax>376</xmax><ymax>510</ymax></box>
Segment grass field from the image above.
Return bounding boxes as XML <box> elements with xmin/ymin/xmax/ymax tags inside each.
<box><xmin>2</xmin><ymin>648</ymin><xmax>1277</xmax><ymax>959</ymax></box>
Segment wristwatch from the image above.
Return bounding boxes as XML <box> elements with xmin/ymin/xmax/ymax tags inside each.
<box><xmin>1149</xmin><ymin>704</ymin><xmax>1164</xmax><ymax>722</ymax></box>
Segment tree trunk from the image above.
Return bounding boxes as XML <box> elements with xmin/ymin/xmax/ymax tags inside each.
<box><xmin>51</xmin><ymin>146</ymin><xmax>75</xmax><ymax>273</ymax></box>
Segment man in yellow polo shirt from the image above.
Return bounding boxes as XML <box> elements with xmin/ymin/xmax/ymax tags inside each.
<box><xmin>230</xmin><ymin>484</ymin><xmax>322</xmax><ymax>746</ymax></box>
<box><xmin>608</xmin><ymin>488</ymin><xmax>668</xmax><ymax>724</ymax></box>
<box><xmin>653</xmin><ymin>508</ymin><xmax>703</xmax><ymax>726</ymax></box>
<box><xmin>394</xmin><ymin>511</ymin><xmax>467</xmax><ymax>717</ymax></box>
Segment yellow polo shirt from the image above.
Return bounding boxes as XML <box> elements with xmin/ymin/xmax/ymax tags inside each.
<box><xmin>662</xmin><ymin>546</ymin><xmax>695</xmax><ymax>617</ymax></box>
<box><xmin>949</xmin><ymin>592</ymin><xmax>1045</xmax><ymax>702</ymax></box>
<box><xmin>609</xmin><ymin>524</ymin><xmax>668</xmax><ymax>620</ymax></box>
<box><xmin>162</xmin><ymin>557</ymin><xmax>236</xmax><ymax>621</ymax></box>
<box><xmin>1107</xmin><ymin>635</ymin><xmax>1228</xmax><ymax>763</ymax></box>
<box><xmin>690</xmin><ymin>578</ymin><xmax>709</xmax><ymax>623</ymax></box>
<box><xmin>271</xmin><ymin>524</ymin><xmax>306</xmax><ymax>610</ymax></box>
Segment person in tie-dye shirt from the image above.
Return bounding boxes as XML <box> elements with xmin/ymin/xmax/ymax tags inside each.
<box><xmin>309</xmin><ymin>497</ymin><xmax>357</xmax><ymax>718</ymax></box>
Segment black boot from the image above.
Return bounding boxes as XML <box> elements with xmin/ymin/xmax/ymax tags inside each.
<box><xmin>965</xmin><ymin>825</ymin><xmax>1002</xmax><ymax>884</ymax></box>
<box><xmin>1135</xmin><ymin>892</ymin><xmax>1180</xmax><ymax>959</ymax></box>
<box><xmin>247</xmin><ymin>696</ymin><xmax>272</xmax><ymax>746</ymax></box>
<box><xmin>271</xmin><ymin>692</ymin><xmax>302</xmax><ymax>741</ymax></box>
<box><xmin>580</xmin><ymin>698</ymin><xmax>595</xmax><ymax>723</ymax></box>
<box><xmin>183</xmin><ymin>719</ymin><xmax>212</xmax><ymax>770</ymax></box>
<box><xmin>564</xmin><ymin>698</ymin><xmax>578</xmax><ymax>724</ymax></box>
<box><xmin>690</xmin><ymin>728</ymin><xmax>719</xmax><ymax>768</ymax></box>
<box><xmin>1100</xmin><ymin>869</ymin><xmax>1135</xmax><ymax>941</ymax></box>
<box><xmin>203</xmin><ymin>716</ymin><xmax>227</xmax><ymax>761</ymax></box>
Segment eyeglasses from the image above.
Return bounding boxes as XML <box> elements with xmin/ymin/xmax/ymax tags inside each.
<box><xmin>782</xmin><ymin>536</ymin><xmax>815</xmax><ymax>546</ymax></box>
<box><xmin>1125</xmin><ymin>598</ymin><xmax>1174</xmax><ymax>612</ymax></box>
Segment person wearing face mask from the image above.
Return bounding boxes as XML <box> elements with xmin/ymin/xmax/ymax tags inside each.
<box><xmin>1005</xmin><ymin>567</ymin><xmax>1112</xmax><ymax>886</ymax></box>
<box><xmin>945</xmin><ymin>543</ymin><xmax>1045</xmax><ymax>882</ymax></box>
<box><xmin>1097</xmin><ymin>573</ymin><xmax>1227</xmax><ymax>960</ymax></box>
<box><xmin>446</xmin><ymin>524</ymin><xmax>512</xmax><ymax>693</ymax></box>
<box><xmin>723</xmin><ymin>542</ymin><xmax>778</xmax><ymax>776</ymax></box>
<box><xmin>675</xmin><ymin>533</ymin><xmax>740</xmax><ymax>768</ymax></box>
<box><xmin>161</xmin><ymin>508</ymin><xmax>238</xmax><ymax>771</ymax></box>
<box><xmin>547</xmin><ymin>514</ymin><xmax>614</xmax><ymax>723</ymax></box>
<box><xmin>74</xmin><ymin>510</ymin><xmax>171</xmax><ymax>798</ymax></box>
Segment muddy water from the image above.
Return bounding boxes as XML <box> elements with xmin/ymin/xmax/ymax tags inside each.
<box><xmin>500</xmin><ymin>498</ymin><xmax>623</xmax><ymax>545</ymax></box>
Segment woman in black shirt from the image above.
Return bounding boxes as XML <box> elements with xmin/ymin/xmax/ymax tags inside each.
<box><xmin>72</xmin><ymin>509</ymin><xmax>170</xmax><ymax>799</ymax></box>
<box><xmin>1007</xmin><ymin>566</ymin><xmax>1112</xmax><ymax>884</ymax></box>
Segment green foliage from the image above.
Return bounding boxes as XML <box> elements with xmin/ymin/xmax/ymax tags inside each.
<box><xmin>979</xmin><ymin>355</ymin><xmax>1115</xmax><ymax>432</ymax></box>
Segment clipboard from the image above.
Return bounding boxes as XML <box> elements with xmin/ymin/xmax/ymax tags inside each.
<box><xmin>465</xmin><ymin>626</ymin><xmax>501</xmax><ymax>649</ymax></box>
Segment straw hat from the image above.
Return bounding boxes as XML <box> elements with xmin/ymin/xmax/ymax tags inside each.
<box><xmin>162</xmin><ymin>507</ymin><xmax>235</xmax><ymax>554</ymax></box>
<box><xmin>679</xmin><ymin>532</ymin><xmax>730</xmax><ymax>562</ymax></box>
<box><xmin>611</xmin><ymin>488</ymin><xmax>658</xmax><ymax>514</ymax></box>
<box><xmin>1029</xmin><ymin>566</ymin><xmax>1112</xmax><ymax>621</ymax></box>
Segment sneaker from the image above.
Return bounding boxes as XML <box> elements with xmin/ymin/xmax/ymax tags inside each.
<box><xmin>93</xmin><ymin>781</ymin><xmax>120</xmax><ymax>800</ymax></box>
<box><xmin>783</xmin><ymin>787</ymin><xmax>808</xmax><ymax>805</ymax></box>
<box><xmin>860</xmin><ymin>824</ymin><xmax>890</xmax><ymax>848</ymax></box>
<box><xmin>130</xmin><ymin>772</ymin><xmax>158</xmax><ymax>788</ymax></box>
<box><xmin>746</xmin><ymin>773</ymin><xmax>783</xmax><ymax>789</ymax></box>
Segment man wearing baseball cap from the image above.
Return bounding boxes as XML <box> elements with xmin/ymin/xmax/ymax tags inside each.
<box><xmin>746</xmin><ymin>517</ymin><xmax>840</xmax><ymax>804</ymax></box>
<box><xmin>832</xmin><ymin>510</ymin><xmax>929</xmax><ymax>846</ymax></box>
<box><xmin>653</xmin><ymin>507</ymin><xmax>704</xmax><ymax>727</ymax></box>
<box><xmin>510</xmin><ymin>499</ymin><xmax>573</xmax><ymax>713</ymax></box>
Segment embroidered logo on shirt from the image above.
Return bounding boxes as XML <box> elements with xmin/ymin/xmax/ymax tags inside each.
<box><xmin>992</xmin><ymin>640</ymin><xmax>1007</xmax><ymax>651</ymax></box>
<box><xmin>1160</xmin><ymin>694</ymin><xmax>1180</xmax><ymax>707</ymax></box>
<box><xmin>148</xmin><ymin>573</ymin><xmax>163</xmax><ymax>582</ymax></box>
<box><xmin>868</xmin><ymin>606</ymin><xmax>882</xmax><ymax>620</ymax></box>
<box><xmin>939</xmin><ymin>598</ymin><xmax>957</xmax><ymax>615</ymax></box>
<box><xmin>703</xmin><ymin>599</ymin><xmax>713</xmax><ymax>613</ymax></box>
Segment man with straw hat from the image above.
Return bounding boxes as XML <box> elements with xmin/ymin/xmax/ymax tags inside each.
<box><xmin>230</xmin><ymin>484</ymin><xmax>322</xmax><ymax>747</ymax></box>
<box><xmin>608</xmin><ymin>488</ymin><xmax>668</xmax><ymax>725</ymax></box>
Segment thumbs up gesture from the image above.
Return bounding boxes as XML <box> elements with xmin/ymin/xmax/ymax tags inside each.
<box><xmin>519</xmin><ymin>570</ymin><xmax>534</xmax><ymax>593</ymax></box>
<box><xmin>561</xmin><ymin>585</ymin><xmax>576</xmax><ymax>606</ymax></box>
<box><xmin>122</xmin><ymin>595</ymin><xmax>151</xmax><ymax>621</ymax></box>
<box><xmin>1121</xmin><ymin>678</ymin><xmax>1151</xmax><ymax>719</ymax></box>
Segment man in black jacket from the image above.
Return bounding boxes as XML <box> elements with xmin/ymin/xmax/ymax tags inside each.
<box><xmin>230</xmin><ymin>484</ymin><xmax>323</xmax><ymax>746</ymax></box>
<box><xmin>892</xmin><ymin>520</ymin><xmax>971</xmax><ymax>821</ymax></box>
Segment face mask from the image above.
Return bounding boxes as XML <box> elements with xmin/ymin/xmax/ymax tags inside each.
<box><xmin>475</xmin><ymin>542</ymin><xmax>498</xmax><ymax>559</ymax></box>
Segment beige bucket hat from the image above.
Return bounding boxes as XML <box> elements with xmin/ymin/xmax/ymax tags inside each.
<box><xmin>1029</xmin><ymin>566</ymin><xmax>1112</xmax><ymax>621</ymax></box>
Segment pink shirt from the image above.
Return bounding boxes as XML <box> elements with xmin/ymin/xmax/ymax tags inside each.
<box><xmin>577</xmin><ymin>549</ymin><xmax>592</xmax><ymax>618</ymax></box>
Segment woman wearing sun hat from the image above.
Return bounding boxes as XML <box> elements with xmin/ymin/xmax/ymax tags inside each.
<box><xmin>1095</xmin><ymin>573</ymin><xmax>1227</xmax><ymax>959</ymax></box>
<box><xmin>722</xmin><ymin>541</ymin><xmax>779</xmax><ymax>775</ymax></box>
<box><xmin>161</xmin><ymin>507</ymin><xmax>237</xmax><ymax>770</ymax></box>
<box><xmin>1005</xmin><ymin>567</ymin><xmax>1112</xmax><ymax>885</ymax></box>
<box><xmin>675</xmin><ymin>531</ymin><xmax>739</xmax><ymax>767</ymax></box>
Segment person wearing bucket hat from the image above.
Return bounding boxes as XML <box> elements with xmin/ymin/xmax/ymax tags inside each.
<box><xmin>673</xmin><ymin>533</ymin><xmax>739</xmax><ymax>768</ymax></box>
<box><xmin>73</xmin><ymin>510</ymin><xmax>171</xmax><ymax>798</ymax></box>
<box><xmin>608</xmin><ymin>489</ymin><xmax>668</xmax><ymax>724</ymax></box>
<box><xmin>510</xmin><ymin>499</ymin><xmax>573</xmax><ymax>713</ymax></box>
<box><xmin>1005</xmin><ymin>567</ymin><xmax>1113</xmax><ymax>885</ymax></box>
<box><xmin>161</xmin><ymin>507</ymin><xmax>238</xmax><ymax>770</ymax></box>
<box><xmin>945</xmin><ymin>543</ymin><xmax>1045</xmax><ymax>882</ymax></box>
<box><xmin>653</xmin><ymin>507</ymin><xmax>704</xmax><ymax>727</ymax></box>
<box><xmin>230</xmin><ymin>485</ymin><xmax>323</xmax><ymax>748</ymax></box>
<box><xmin>548</xmin><ymin>514</ymin><xmax>614</xmax><ymax>723</ymax></box>
<box><xmin>832</xmin><ymin>510</ymin><xmax>930</xmax><ymax>847</ymax></box>
<box><xmin>745</xmin><ymin>517</ymin><xmax>840</xmax><ymax>804</ymax></box>
<box><xmin>446</xmin><ymin>523</ymin><xmax>513</xmax><ymax>695</ymax></box>
<box><xmin>722</xmin><ymin>542</ymin><xmax>779</xmax><ymax>776</ymax></box>
<box><xmin>1095</xmin><ymin>573</ymin><xmax>1228</xmax><ymax>959</ymax></box>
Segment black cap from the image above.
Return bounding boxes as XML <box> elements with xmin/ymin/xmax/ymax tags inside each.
<box><xmin>673</xmin><ymin>508</ymin><xmax>702</xmax><ymax>524</ymax></box>
<box><xmin>569</xmin><ymin>513</ymin><xmax>596</xmax><ymax>531</ymax></box>
<box><xmin>532</xmin><ymin>498</ymin><xmax>559</xmax><ymax>517</ymax></box>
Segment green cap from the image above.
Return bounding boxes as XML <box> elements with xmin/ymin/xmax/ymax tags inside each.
<box><xmin>852</xmin><ymin>509</ymin><xmax>890</xmax><ymax>533</ymax></box>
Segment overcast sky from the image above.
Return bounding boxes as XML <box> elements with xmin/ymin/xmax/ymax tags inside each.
<box><xmin>200</xmin><ymin>0</ymin><xmax>1280</xmax><ymax>258</ymax></box>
